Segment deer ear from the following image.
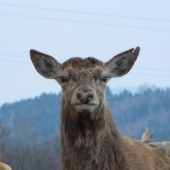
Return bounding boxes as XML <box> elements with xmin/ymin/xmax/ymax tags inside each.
<box><xmin>145</xmin><ymin>127</ymin><xmax>149</xmax><ymax>133</ymax></box>
<box><xmin>150</xmin><ymin>130</ymin><xmax>154</xmax><ymax>137</ymax></box>
<box><xmin>105</xmin><ymin>47</ymin><xmax>140</xmax><ymax>78</ymax></box>
<box><xmin>30</xmin><ymin>49</ymin><xmax>62</xmax><ymax>79</ymax></box>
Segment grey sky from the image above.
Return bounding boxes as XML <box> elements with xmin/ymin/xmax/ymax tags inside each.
<box><xmin>1</xmin><ymin>0</ymin><xmax>170</xmax><ymax>106</ymax></box>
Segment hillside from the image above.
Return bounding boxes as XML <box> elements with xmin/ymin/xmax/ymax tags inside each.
<box><xmin>0</xmin><ymin>87</ymin><xmax>170</xmax><ymax>170</ymax></box>
<box><xmin>0</xmin><ymin>87</ymin><xmax>170</xmax><ymax>141</ymax></box>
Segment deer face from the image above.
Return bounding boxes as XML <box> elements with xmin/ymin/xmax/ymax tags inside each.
<box><xmin>30</xmin><ymin>47</ymin><xmax>140</xmax><ymax>117</ymax></box>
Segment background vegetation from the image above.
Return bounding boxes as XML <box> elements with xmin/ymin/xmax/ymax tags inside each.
<box><xmin>0</xmin><ymin>87</ymin><xmax>170</xmax><ymax>169</ymax></box>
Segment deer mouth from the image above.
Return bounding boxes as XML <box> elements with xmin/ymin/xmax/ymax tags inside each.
<box><xmin>72</xmin><ymin>104</ymin><xmax>99</xmax><ymax>114</ymax></box>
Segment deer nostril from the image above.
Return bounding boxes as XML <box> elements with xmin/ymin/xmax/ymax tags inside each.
<box><xmin>76</xmin><ymin>90</ymin><xmax>94</xmax><ymax>104</ymax></box>
<box><xmin>86</xmin><ymin>92</ymin><xmax>94</xmax><ymax>103</ymax></box>
<box><xmin>76</xmin><ymin>92</ymin><xmax>82</xmax><ymax>99</ymax></box>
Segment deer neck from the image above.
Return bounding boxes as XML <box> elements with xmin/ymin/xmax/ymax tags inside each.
<box><xmin>61</xmin><ymin>100</ymin><xmax>127</xmax><ymax>170</ymax></box>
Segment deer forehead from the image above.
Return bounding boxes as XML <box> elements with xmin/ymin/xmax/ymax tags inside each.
<box><xmin>60</xmin><ymin>57</ymin><xmax>107</xmax><ymax>78</ymax></box>
<box><xmin>62</xmin><ymin>57</ymin><xmax>104</xmax><ymax>70</ymax></box>
<box><xmin>60</xmin><ymin>66</ymin><xmax>107</xmax><ymax>79</ymax></box>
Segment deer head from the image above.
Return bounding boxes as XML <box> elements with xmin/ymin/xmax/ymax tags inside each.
<box><xmin>30</xmin><ymin>47</ymin><xmax>140</xmax><ymax>120</ymax></box>
<box><xmin>141</xmin><ymin>127</ymin><xmax>154</xmax><ymax>143</ymax></box>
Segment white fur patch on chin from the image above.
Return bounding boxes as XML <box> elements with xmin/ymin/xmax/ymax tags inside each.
<box><xmin>73</xmin><ymin>104</ymin><xmax>98</xmax><ymax>113</ymax></box>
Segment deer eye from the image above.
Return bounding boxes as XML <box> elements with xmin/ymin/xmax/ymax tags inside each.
<box><xmin>101</xmin><ymin>77</ymin><xmax>107</xmax><ymax>83</ymax></box>
<box><xmin>60</xmin><ymin>76</ymin><xmax>67</xmax><ymax>84</ymax></box>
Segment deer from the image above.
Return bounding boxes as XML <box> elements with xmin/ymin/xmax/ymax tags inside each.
<box><xmin>0</xmin><ymin>162</ymin><xmax>11</xmax><ymax>170</ymax></box>
<box><xmin>141</xmin><ymin>127</ymin><xmax>154</xmax><ymax>143</ymax></box>
<box><xmin>141</xmin><ymin>127</ymin><xmax>170</xmax><ymax>158</ymax></box>
<box><xmin>30</xmin><ymin>47</ymin><xmax>170</xmax><ymax>170</ymax></box>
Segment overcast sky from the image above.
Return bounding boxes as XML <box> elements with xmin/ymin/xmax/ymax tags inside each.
<box><xmin>1</xmin><ymin>0</ymin><xmax>170</xmax><ymax>106</ymax></box>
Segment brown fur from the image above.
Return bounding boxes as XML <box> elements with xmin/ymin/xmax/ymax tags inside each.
<box><xmin>0</xmin><ymin>162</ymin><xmax>11</xmax><ymax>170</ymax></box>
<box><xmin>149</xmin><ymin>142</ymin><xmax>170</xmax><ymax>158</ymax></box>
<box><xmin>30</xmin><ymin>47</ymin><xmax>170</xmax><ymax>170</ymax></box>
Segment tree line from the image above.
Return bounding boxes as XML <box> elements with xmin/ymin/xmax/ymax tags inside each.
<box><xmin>0</xmin><ymin>87</ymin><xmax>169</xmax><ymax>169</ymax></box>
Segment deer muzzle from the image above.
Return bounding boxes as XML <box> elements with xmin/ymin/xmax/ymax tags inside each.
<box><xmin>71</xmin><ymin>86</ymin><xmax>99</xmax><ymax>114</ymax></box>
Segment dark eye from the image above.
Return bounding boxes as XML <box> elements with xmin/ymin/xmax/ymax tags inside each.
<box><xmin>60</xmin><ymin>76</ymin><xmax>67</xmax><ymax>84</ymax></box>
<box><xmin>101</xmin><ymin>77</ymin><xmax>107</xmax><ymax>82</ymax></box>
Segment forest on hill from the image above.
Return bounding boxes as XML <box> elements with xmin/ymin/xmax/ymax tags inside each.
<box><xmin>0</xmin><ymin>87</ymin><xmax>170</xmax><ymax>170</ymax></box>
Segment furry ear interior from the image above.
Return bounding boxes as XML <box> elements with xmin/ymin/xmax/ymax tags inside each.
<box><xmin>30</xmin><ymin>49</ymin><xmax>62</xmax><ymax>79</ymax></box>
<box><xmin>105</xmin><ymin>47</ymin><xmax>140</xmax><ymax>78</ymax></box>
